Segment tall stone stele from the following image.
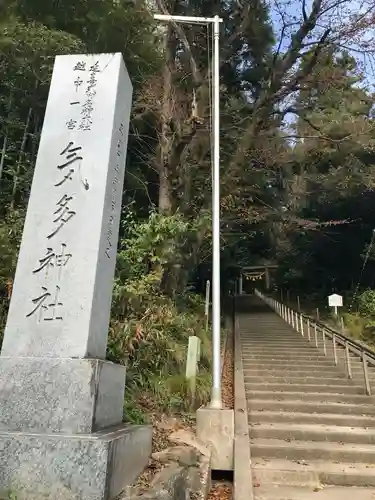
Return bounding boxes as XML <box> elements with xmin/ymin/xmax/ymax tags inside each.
<box><xmin>0</xmin><ymin>53</ymin><xmax>152</xmax><ymax>500</ymax></box>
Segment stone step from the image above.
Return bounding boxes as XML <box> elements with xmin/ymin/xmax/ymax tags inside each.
<box><xmin>248</xmin><ymin>410</ymin><xmax>375</xmax><ymax>428</ymax></box>
<box><xmin>241</xmin><ymin>342</ymin><xmax>311</xmax><ymax>346</ymax></box>
<box><xmin>242</xmin><ymin>360</ymin><xmax>340</xmax><ymax>368</ymax></box>
<box><xmin>243</xmin><ymin>351</ymin><xmax>324</xmax><ymax>356</ymax></box>
<box><xmin>242</xmin><ymin>365</ymin><xmax>367</xmax><ymax>375</ymax></box>
<box><xmin>244</xmin><ymin>365</ymin><xmax>350</xmax><ymax>380</ymax></box>
<box><xmin>244</xmin><ymin>375</ymin><xmax>357</xmax><ymax>385</ymax></box>
<box><xmin>253</xmin><ymin>485</ymin><xmax>375</xmax><ymax>500</ymax></box>
<box><xmin>246</xmin><ymin>390</ymin><xmax>374</xmax><ymax>404</ymax></box>
<box><xmin>249</xmin><ymin>423</ymin><xmax>375</xmax><ymax>445</ymax></box>
<box><xmin>248</xmin><ymin>399</ymin><xmax>375</xmax><ymax>415</ymax></box>
<box><xmin>250</xmin><ymin>438</ymin><xmax>375</xmax><ymax>462</ymax></box>
<box><xmin>242</xmin><ymin>341</ymin><xmax>327</xmax><ymax>346</ymax></box>
<box><xmin>246</xmin><ymin>383</ymin><xmax>366</xmax><ymax>395</ymax></box>
<box><xmin>241</xmin><ymin>338</ymin><xmax>307</xmax><ymax>342</ymax></box>
<box><xmin>243</xmin><ymin>348</ymin><xmax>361</xmax><ymax>359</ymax></box>
<box><xmin>242</xmin><ymin>354</ymin><xmax>351</xmax><ymax>362</ymax></box>
<box><xmin>242</xmin><ymin>353</ymin><xmax>361</xmax><ymax>362</ymax></box>
<box><xmin>252</xmin><ymin>458</ymin><xmax>375</xmax><ymax>488</ymax></box>
<box><xmin>243</xmin><ymin>351</ymin><xmax>363</xmax><ymax>360</ymax></box>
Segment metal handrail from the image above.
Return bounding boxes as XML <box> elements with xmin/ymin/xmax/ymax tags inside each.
<box><xmin>255</xmin><ymin>289</ymin><xmax>375</xmax><ymax>396</ymax></box>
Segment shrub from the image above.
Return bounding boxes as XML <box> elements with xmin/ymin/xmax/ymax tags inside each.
<box><xmin>358</xmin><ymin>289</ymin><xmax>375</xmax><ymax>317</ymax></box>
<box><xmin>106</xmin><ymin>210</ymin><xmax>213</xmax><ymax>422</ymax></box>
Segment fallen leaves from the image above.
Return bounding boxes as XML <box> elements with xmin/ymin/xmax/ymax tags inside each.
<box><xmin>208</xmin><ymin>483</ymin><xmax>233</xmax><ymax>500</ymax></box>
<box><xmin>222</xmin><ymin>333</ymin><xmax>234</xmax><ymax>409</ymax></box>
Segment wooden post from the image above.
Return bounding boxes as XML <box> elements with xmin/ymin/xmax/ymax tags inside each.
<box><xmin>265</xmin><ymin>267</ymin><xmax>270</xmax><ymax>290</ymax></box>
<box><xmin>186</xmin><ymin>336</ymin><xmax>201</xmax><ymax>404</ymax></box>
<box><xmin>297</xmin><ymin>295</ymin><xmax>301</xmax><ymax>312</ymax></box>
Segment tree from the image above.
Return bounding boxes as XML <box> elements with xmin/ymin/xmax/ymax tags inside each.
<box><xmin>274</xmin><ymin>48</ymin><xmax>375</xmax><ymax>295</ymax></box>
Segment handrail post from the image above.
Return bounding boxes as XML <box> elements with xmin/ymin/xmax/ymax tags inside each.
<box><xmin>363</xmin><ymin>353</ymin><xmax>371</xmax><ymax>396</ymax></box>
<box><xmin>307</xmin><ymin>319</ymin><xmax>311</xmax><ymax>341</ymax></box>
<box><xmin>314</xmin><ymin>323</ymin><xmax>318</xmax><ymax>347</ymax></box>
<box><xmin>291</xmin><ymin>311</ymin><xmax>295</xmax><ymax>329</ymax></box>
<box><xmin>300</xmin><ymin>315</ymin><xmax>304</xmax><ymax>336</ymax></box>
<box><xmin>323</xmin><ymin>329</ymin><xmax>327</xmax><ymax>356</ymax></box>
<box><xmin>332</xmin><ymin>334</ymin><xmax>337</xmax><ymax>365</ymax></box>
<box><xmin>296</xmin><ymin>312</ymin><xmax>299</xmax><ymax>332</ymax></box>
<box><xmin>345</xmin><ymin>342</ymin><xmax>352</xmax><ymax>379</ymax></box>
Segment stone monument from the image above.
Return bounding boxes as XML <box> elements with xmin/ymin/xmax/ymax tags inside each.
<box><xmin>0</xmin><ymin>53</ymin><xmax>152</xmax><ymax>499</ymax></box>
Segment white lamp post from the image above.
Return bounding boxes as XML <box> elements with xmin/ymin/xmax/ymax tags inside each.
<box><xmin>154</xmin><ymin>13</ymin><xmax>223</xmax><ymax>408</ymax></box>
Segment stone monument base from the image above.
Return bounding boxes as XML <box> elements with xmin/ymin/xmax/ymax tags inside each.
<box><xmin>0</xmin><ymin>424</ymin><xmax>152</xmax><ymax>500</ymax></box>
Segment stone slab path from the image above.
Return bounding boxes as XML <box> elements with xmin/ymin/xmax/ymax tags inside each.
<box><xmin>237</xmin><ymin>295</ymin><xmax>375</xmax><ymax>499</ymax></box>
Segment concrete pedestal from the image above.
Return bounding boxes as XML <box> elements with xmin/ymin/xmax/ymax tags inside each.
<box><xmin>0</xmin><ymin>425</ymin><xmax>152</xmax><ymax>500</ymax></box>
<box><xmin>0</xmin><ymin>358</ymin><xmax>126</xmax><ymax>434</ymax></box>
<box><xmin>196</xmin><ymin>407</ymin><xmax>234</xmax><ymax>471</ymax></box>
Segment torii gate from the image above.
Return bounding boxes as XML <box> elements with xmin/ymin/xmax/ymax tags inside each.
<box><xmin>238</xmin><ymin>265</ymin><xmax>278</xmax><ymax>294</ymax></box>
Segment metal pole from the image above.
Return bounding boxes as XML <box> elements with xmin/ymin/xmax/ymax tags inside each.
<box><xmin>332</xmin><ymin>334</ymin><xmax>337</xmax><ymax>365</ymax></box>
<box><xmin>363</xmin><ymin>353</ymin><xmax>371</xmax><ymax>396</ymax></box>
<box><xmin>307</xmin><ymin>318</ymin><xmax>310</xmax><ymax>341</ymax></box>
<box><xmin>153</xmin><ymin>13</ymin><xmax>223</xmax><ymax>409</ymax></box>
<box><xmin>210</xmin><ymin>15</ymin><xmax>222</xmax><ymax>408</ymax></box>
<box><xmin>345</xmin><ymin>343</ymin><xmax>352</xmax><ymax>379</ymax></box>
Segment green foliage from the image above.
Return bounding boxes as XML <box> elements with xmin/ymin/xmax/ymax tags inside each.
<box><xmin>107</xmin><ymin>211</ymin><xmax>212</xmax><ymax>418</ymax></box>
<box><xmin>358</xmin><ymin>290</ymin><xmax>375</xmax><ymax>317</ymax></box>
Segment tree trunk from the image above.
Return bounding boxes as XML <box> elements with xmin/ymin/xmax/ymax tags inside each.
<box><xmin>157</xmin><ymin>26</ymin><xmax>174</xmax><ymax>215</ymax></box>
<box><xmin>0</xmin><ymin>134</ymin><xmax>8</xmax><ymax>183</ymax></box>
<box><xmin>10</xmin><ymin>107</ymin><xmax>32</xmax><ymax>211</ymax></box>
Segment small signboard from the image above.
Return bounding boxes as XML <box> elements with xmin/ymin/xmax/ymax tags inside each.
<box><xmin>328</xmin><ymin>294</ymin><xmax>343</xmax><ymax>307</ymax></box>
<box><xmin>328</xmin><ymin>294</ymin><xmax>343</xmax><ymax>315</ymax></box>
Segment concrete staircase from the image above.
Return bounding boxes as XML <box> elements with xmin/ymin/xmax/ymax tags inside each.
<box><xmin>238</xmin><ymin>296</ymin><xmax>375</xmax><ymax>500</ymax></box>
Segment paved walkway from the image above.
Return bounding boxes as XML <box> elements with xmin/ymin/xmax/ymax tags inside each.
<box><xmin>236</xmin><ymin>295</ymin><xmax>375</xmax><ymax>500</ymax></box>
